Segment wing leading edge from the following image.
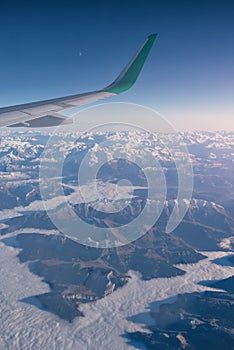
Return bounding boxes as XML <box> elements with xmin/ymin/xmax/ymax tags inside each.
<box><xmin>0</xmin><ymin>34</ymin><xmax>157</xmax><ymax>128</ymax></box>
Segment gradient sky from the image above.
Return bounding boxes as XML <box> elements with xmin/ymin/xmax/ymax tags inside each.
<box><xmin>0</xmin><ymin>0</ymin><xmax>233</xmax><ymax>130</ymax></box>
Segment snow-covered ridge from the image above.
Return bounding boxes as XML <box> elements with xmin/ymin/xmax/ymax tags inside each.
<box><xmin>0</xmin><ymin>130</ymin><xmax>233</xmax><ymax>159</ymax></box>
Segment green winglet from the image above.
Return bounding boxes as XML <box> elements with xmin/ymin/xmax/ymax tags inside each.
<box><xmin>103</xmin><ymin>33</ymin><xmax>157</xmax><ymax>94</ymax></box>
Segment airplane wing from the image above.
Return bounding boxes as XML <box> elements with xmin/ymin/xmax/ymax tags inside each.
<box><xmin>0</xmin><ymin>34</ymin><xmax>157</xmax><ymax>128</ymax></box>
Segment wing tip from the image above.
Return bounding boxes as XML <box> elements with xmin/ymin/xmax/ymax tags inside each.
<box><xmin>103</xmin><ymin>33</ymin><xmax>158</xmax><ymax>94</ymax></box>
<box><xmin>148</xmin><ymin>33</ymin><xmax>158</xmax><ymax>40</ymax></box>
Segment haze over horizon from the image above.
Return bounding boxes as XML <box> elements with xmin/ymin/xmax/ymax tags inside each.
<box><xmin>0</xmin><ymin>0</ymin><xmax>233</xmax><ymax>131</ymax></box>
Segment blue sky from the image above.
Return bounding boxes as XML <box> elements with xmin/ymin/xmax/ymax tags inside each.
<box><xmin>0</xmin><ymin>0</ymin><xmax>233</xmax><ymax>130</ymax></box>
